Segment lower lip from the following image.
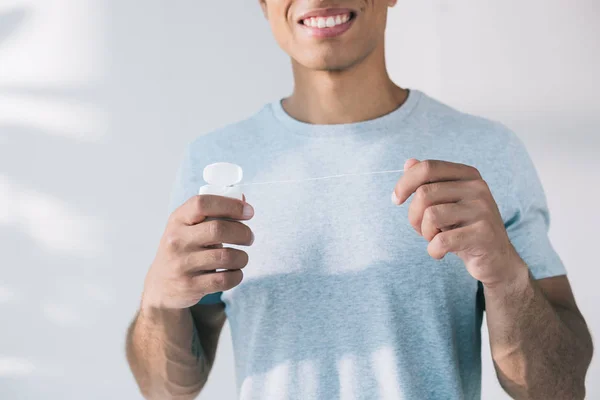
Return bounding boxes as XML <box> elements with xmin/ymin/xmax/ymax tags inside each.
<box><xmin>299</xmin><ymin>17</ymin><xmax>355</xmax><ymax>38</ymax></box>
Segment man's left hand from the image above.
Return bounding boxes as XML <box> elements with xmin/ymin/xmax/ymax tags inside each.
<box><xmin>392</xmin><ymin>159</ymin><xmax>529</xmax><ymax>289</ymax></box>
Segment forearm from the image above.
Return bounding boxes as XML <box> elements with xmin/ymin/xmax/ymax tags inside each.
<box><xmin>485</xmin><ymin>267</ymin><xmax>593</xmax><ymax>399</ymax></box>
<box><xmin>126</xmin><ymin>305</ymin><xmax>222</xmax><ymax>399</ymax></box>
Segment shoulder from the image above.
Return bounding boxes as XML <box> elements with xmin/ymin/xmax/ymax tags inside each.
<box><xmin>414</xmin><ymin>92</ymin><xmax>539</xmax><ymax>211</ymax></box>
<box><xmin>187</xmin><ymin>104</ymin><xmax>274</xmax><ymax>155</ymax></box>
<box><xmin>416</xmin><ymin>92</ymin><xmax>519</xmax><ymax>146</ymax></box>
<box><xmin>414</xmin><ymin>92</ymin><xmax>531</xmax><ymax>171</ymax></box>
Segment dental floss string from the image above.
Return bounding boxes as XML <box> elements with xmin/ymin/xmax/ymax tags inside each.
<box><xmin>237</xmin><ymin>168</ymin><xmax>406</xmax><ymax>187</ymax></box>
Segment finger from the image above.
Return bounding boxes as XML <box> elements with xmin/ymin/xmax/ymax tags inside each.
<box><xmin>189</xmin><ymin>219</ymin><xmax>254</xmax><ymax>247</ymax></box>
<box><xmin>408</xmin><ymin>181</ymin><xmax>488</xmax><ymax>233</ymax></box>
<box><xmin>427</xmin><ymin>225</ymin><xmax>478</xmax><ymax>259</ymax></box>
<box><xmin>392</xmin><ymin>159</ymin><xmax>421</xmax><ymax>204</ymax></box>
<box><xmin>403</xmin><ymin>158</ymin><xmax>420</xmax><ymax>171</ymax></box>
<box><xmin>182</xmin><ymin>248</ymin><xmax>249</xmax><ymax>273</ymax></box>
<box><xmin>173</xmin><ymin>195</ymin><xmax>254</xmax><ymax>225</ymax></box>
<box><xmin>191</xmin><ymin>269</ymin><xmax>244</xmax><ymax>296</ymax></box>
<box><xmin>421</xmin><ymin>203</ymin><xmax>483</xmax><ymax>241</ymax></box>
<box><xmin>393</xmin><ymin>160</ymin><xmax>482</xmax><ymax>205</ymax></box>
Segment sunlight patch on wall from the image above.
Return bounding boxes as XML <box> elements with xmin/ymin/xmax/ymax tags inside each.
<box><xmin>0</xmin><ymin>93</ymin><xmax>107</xmax><ymax>141</ymax></box>
<box><xmin>42</xmin><ymin>302</ymin><xmax>80</xmax><ymax>326</ymax></box>
<box><xmin>0</xmin><ymin>285</ymin><xmax>16</xmax><ymax>304</ymax></box>
<box><xmin>0</xmin><ymin>357</ymin><xmax>35</xmax><ymax>377</ymax></box>
<box><xmin>0</xmin><ymin>0</ymin><xmax>106</xmax><ymax>86</ymax></box>
<box><xmin>0</xmin><ymin>176</ymin><xmax>104</xmax><ymax>256</ymax></box>
<box><xmin>53</xmin><ymin>277</ymin><xmax>117</xmax><ymax>306</ymax></box>
<box><xmin>0</xmin><ymin>0</ymin><xmax>107</xmax><ymax>141</ymax></box>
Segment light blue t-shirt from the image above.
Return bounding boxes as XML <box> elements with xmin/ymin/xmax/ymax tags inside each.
<box><xmin>168</xmin><ymin>90</ymin><xmax>566</xmax><ymax>400</ymax></box>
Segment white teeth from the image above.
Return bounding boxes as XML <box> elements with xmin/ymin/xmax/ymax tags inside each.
<box><xmin>303</xmin><ymin>13</ymin><xmax>351</xmax><ymax>29</ymax></box>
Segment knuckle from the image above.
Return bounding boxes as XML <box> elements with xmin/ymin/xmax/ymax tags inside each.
<box><xmin>164</xmin><ymin>231</ymin><xmax>183</xmax><ymax>252</ymax></box>
<box><xmin>474</xmin><ymin>220</ymin><xmax>493</xmax><ymax>239</ymax></box>
<box><xmin>437</xmin><ymin>232</ymin><xmax>451</xmax><ymax>248</ymax></box>
<box><xmin>415</xmin><ymin>184</ymin><xmax>430</xmax><ymax>202</ymax></box>
<box><xmin>215</xmin><ymin>248</ymin><xmax>233</xmax><ymax>266</ymax></box>
<box><xmin>236</xmin><ymin>202</ymin><xmax>246</xmax><ymax>218</ymax></box>
<box><xmin>207</xmin><ymin>220</ymin><xmax>226</xmax><ymax>241</ymax></box>
<box><xmin>478</xmin><ymin>219</ymin><xmax>493</xmax><ymax>232</ymax></box>
<box><xmin>472</xmin><ymin>198</ymin><xmax>488</xmax><ymax>214</ymax></box>
<box><xmin>202</xmin><ymin>249</ymin><xmax>219</xmax><ymax>266</ymax></box>
<box><xmin>421</xmin><ymin>160</ymin><xmax>435</xmax><ymax>176</ymax></box>
<box><xmin>474</xmin><ymin>179</ymin><xmax>489</xmax><ymax>194</ymax></box>
<box><xmin>210</xmin><ymin>273</ymin><xmax>226</xmax><ymax>290</ymax></box>
<box><xmin>166</xmin><ymin>212</ymin><xmax>178</xmax><ymax>225</ymax></box>
<box><xmin>194</xmin><ymin>195</ymin><xmax>210</xmax><ymax>215</ymax></box>
<box><xmin>469</xmin><ymin>166</ymin><xmax>482</xmax><ymax>178</ymax></box>
<box><xmin>205</xmin><ymin>270</ymin><xmax>243</xmax><ymax>293</ymax></box>
<box><xmin>225</xmin><ymin>248</ymin><xmax>248</xmax><ymax>268</ymax></box>
<box><xmin>424</xmin><ymin>206</ymin><xmax>438</xmax><ymax>225</ymax></box>
<box><xmin>201</xmin><ymin>276</ymin><xmax>218</xmax><ymax>294</ymax></box>
<box><xmin>177</xmin><ymin>275</ymin><xmax>195</xmax><ymax>293</ymax></box>
<box><xmin>428</xmin><ymin>206</ymin><xmax>442</xmax><ymax>224</ymax></box>
<box><xmin>180</xmin><ymin>252</ymin><xmax>196</xmax><ymax>272</ymax></box>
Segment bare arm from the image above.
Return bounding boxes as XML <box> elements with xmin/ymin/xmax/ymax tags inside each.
<box><xmin>486</xmin><ymin>272</ymin><xmax>594</xmax><ymax>399</ymax></box>
<box><xmin>392</xmin><ymin>159</ymin><xmax>594</xmax><ymax>399</ymax></box>
<box><xmin>126</xmin><ymin>195</ymin><xmax>254</xmax><ymax>399</ymax></box>
<box><xmin>126</xmin><ymin>304</ymin><xmax>225</xmax><ymax>400</ymax></box>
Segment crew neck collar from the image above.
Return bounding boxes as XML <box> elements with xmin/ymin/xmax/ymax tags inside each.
<box><xmin>269</xmin><ymin>89</ymin><xmax>422</xmax><ymax>137</ymax></box>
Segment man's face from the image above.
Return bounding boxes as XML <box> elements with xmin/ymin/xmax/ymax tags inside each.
<box><xmin>260</xmin><ymin>1</ymin><xmax>395</xmax><ymax>71</ymax></box>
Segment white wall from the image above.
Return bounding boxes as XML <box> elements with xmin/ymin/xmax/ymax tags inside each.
<box><xmin>0</xmin><ymin>1</ymin><xmax>597</xmax><ymax>399</ymax></box>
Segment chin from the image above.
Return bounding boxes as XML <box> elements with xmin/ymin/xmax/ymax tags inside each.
<box><xmin>294</xmin><ymin>51</ymin><xmax>361</xmax><ymax>72</ymax></box>
<box><xmin>305</xmin><ymin>60</ymin><xmax>354</xmax><ymax>71</ymax></box>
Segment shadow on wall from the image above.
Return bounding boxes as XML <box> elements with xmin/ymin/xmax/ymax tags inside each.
<box><xmin>0</xmin><ymin>4</ymin><xmax>124</xmax><ymax>399</ymax></box>
<box><xmin>0</xmin><ymin>7</ymin><xmax>28</xmax><ymax>43</ymax></box>
<box><xmin>0</xmin><ymin>1</ymin><xmax>256</xmax><ymax>398</ymax></box>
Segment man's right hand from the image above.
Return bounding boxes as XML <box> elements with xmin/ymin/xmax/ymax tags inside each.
<box><xmin>141</xmin><ymin>194</ymin><xmax>254</xmax><ymax>311</ymax></box>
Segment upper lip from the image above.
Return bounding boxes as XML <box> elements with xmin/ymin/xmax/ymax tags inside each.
<box><xmin>297</xmin><ymin>8</ymin><xmax>355</xmax><ymax>22</ymax></box>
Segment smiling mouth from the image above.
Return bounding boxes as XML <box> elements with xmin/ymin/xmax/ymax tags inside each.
<box><xmin>298</xmin><ymin>11</ymin><xmax>356</xmax><ymax>29</ymax></box>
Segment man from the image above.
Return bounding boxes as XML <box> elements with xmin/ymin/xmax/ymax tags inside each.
<box><xmin>126</xmin><ymin>1</ymin><xmax>593</xmax><ymax>399</ymax></box>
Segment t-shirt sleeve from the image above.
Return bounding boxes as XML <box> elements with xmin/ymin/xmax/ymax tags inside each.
<box><xmin>503</xmin><ymin>132</ymin><xmax>566</xmax><ymax>280</ymax></box>
<box><xmin>168</xmin><ymin>144</ymin><xmax>224</xmax><ymax>304</ymax></box>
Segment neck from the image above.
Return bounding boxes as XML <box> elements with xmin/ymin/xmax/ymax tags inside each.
<box><xmin>283</xmin><ymin>45</ymin><xmax>408</xmax><ymax>125</ymax></box>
